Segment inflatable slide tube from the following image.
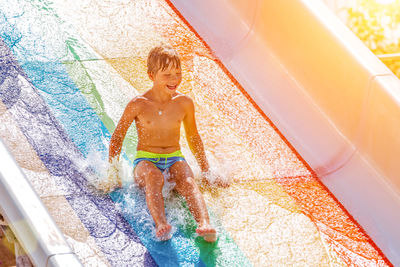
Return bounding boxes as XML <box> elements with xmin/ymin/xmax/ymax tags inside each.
<box><xmin>169</xmin><ymin>0</ymin><xmax>400</xmax><ymax>264</ymax></box>
<box><xmin>0</xmin><ymin>139</ymin><xmax>82</xmax><ymax>266</ymax></box>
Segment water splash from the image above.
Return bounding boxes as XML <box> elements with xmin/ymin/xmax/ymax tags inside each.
<box><xmin>181</xmin><ymin>146</ymin><xmax>233</xmax><ymax>186</ymax></box>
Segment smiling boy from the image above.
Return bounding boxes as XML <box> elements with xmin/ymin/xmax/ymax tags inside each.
<box><xmin>107</xmin><ymin>45</ymin><xmax>226</xmax><ymax>242</ymax></box>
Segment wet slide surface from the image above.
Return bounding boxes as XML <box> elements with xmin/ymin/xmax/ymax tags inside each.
<box><xmin>0</xmin><ymin>0</ymin><xmax>391</xmax><ymax>266</ymax></box>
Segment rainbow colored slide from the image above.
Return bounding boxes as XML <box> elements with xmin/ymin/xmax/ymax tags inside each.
<box><xmin>0</xmin><ymin>0</ymin><xmax>399</xmax><ymax>266</ymax></box>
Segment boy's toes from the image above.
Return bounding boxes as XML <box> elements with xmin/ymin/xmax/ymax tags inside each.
<box><xmin>156</xmin><ymin>224</ymin><xmax>172</xmax><ymax>241</ymax></box>
<box><xmin>196</xmin><ymin>227</ymin><xmax>217</xmax><ymax>242</ymax></box>
<box><xmin>203</xmin><ymin>232</ymin><xmax>217</xmax><ymax>242</ymax></box>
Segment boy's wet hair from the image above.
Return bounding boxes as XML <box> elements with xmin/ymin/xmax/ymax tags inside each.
<box><xmin>147</xmin><ymin>45</ymin><xmax>181</xmax><ymax>75</ymax></box>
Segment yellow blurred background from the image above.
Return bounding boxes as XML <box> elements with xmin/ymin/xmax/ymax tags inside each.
<box><xmin>323</xmin><ymin>0</ymin><xmax>400</xmax><ymax>78</ymax></box>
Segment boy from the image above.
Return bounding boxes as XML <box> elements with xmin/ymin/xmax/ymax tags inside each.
<box><xmin>107</xmin><ymin>45</ymin><xmax>226</xmax><ymax>242</ymax></box>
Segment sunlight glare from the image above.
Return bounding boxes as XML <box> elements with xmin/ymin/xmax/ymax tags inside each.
<box><xmin>374</xmin><ymin>0</ymin><xmax>395</xmax><ymax>4</ymax></box>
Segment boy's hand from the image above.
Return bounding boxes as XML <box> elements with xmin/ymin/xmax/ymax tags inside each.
<box><xmin>201</xmin><ymin>170</ymin><xmax>230</xmax><ymax>188</ymax></box>
<box><xmin>98</xmin><ymin>158</ymin><xmax>123</xmax><ymax>193</ymax></box>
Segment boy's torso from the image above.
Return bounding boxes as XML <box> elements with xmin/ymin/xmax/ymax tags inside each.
<box><xmin>134</xmin><ymin>92</ymin><xmax>187</xmax><ymax>154</ymax></box>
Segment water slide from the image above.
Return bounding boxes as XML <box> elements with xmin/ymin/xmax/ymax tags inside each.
<box><xmin>0</xmin><ymin>0</ymin><xmax>399</xmax><ymax>266</ymax></box>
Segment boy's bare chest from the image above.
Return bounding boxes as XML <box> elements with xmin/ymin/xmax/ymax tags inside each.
<box><xmin>137</xmin><ymin>103</ymin><xmax>185</xmax><ymax>129</ymax></box>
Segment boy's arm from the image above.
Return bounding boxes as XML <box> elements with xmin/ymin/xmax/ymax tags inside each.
<box><xmin>183</xmin><ymin>97</ymin><xmax>209</xmax><ymax>173</ymax></box>
<box><xmin>109</xmin><ymin>98</ymin><xmax>140</xmax><ymax>162</ymax></box>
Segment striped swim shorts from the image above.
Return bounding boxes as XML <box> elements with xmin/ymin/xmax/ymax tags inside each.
<box><xmin>133</xmin><ymin>150</ymin><xmax>186</xmax><ymax>172</ymax></box>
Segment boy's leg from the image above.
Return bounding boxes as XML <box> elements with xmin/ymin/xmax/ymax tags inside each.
<box><xmin>169</xmin><ymin>161</ymin><xmax>216</xmax><ymax>242</ymax></box>
<box><xmin>134</xmin><ymin>161</ymin><xmax>171</xmax><ymax>239</ymax></box>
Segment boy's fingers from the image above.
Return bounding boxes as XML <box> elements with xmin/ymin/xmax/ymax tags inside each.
<box><xmin>216</xmin><ymin>180</ymin><xmax>230</xmax><ymax>188</ymax></box>
<box><xmin>213</xmin><ymin>174</ymin><xmax>230</xmax><ymax>187</ymax></box>
<box><xmin>202</xmin><ymin>174</ymin><xmax>230</xmax><ymax>188</ymax></box>
<box><xmin>98</xmin><ymin>181</ymin><xmax>114</xmax><ymax>193</ymax></box>
<box><xmin>98</xmin><ymin>183</ymin><xmax>108</xmax><ymax>192</ymax></box>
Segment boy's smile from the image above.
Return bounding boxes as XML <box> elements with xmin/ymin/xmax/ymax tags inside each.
<box><xmin>167</xmin><ymin>84</ymin><xmax>178</xmax><ymax>90</ymax></box>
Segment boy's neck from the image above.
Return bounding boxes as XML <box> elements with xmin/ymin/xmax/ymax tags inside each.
<box><xmin>149</xmin><ymin>86</ymin><xmax>173</xmax><ymax>103</ymax></box>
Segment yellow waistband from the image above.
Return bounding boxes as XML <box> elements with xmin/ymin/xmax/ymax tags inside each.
<box><xmin>135</xmin><ymin>150</ymin><xmax>185</xmax><ymax>159</ymax></box>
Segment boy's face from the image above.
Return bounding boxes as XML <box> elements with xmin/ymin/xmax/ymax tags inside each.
<box><xmin>149</xmin><ymin>64</ymin><xmax>182</xmax><ymax>94</ymax></box>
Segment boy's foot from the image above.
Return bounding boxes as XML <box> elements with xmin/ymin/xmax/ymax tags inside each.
<box><xmin>196</xmin><ymin>225</ymin><xmax>217</xmax><ymax>242</ymax></box>
<box><xmin>156</xmin><ymin>223</ymin><xmax>172</xmax><ymax>241</ymax></box>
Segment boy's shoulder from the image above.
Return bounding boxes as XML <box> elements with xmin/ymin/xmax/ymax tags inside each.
<box><xmin>123</xmin><ymin>95</ymin><xmax>147</xmax><ymax>114</ymax></box>
<box><xmin>128</xmin><ymin>94</ymin><xmax>147</xmax><ymax>105</ymax></box>
<box><xmin>174</xmin><ymin>93</ymin><xmax>195</xmax><ymax>111</ymax></box>
<box><xmin>174</xmin><ymin>92</ymin><xmax>193</xmax><ymax>102</ymax></box>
